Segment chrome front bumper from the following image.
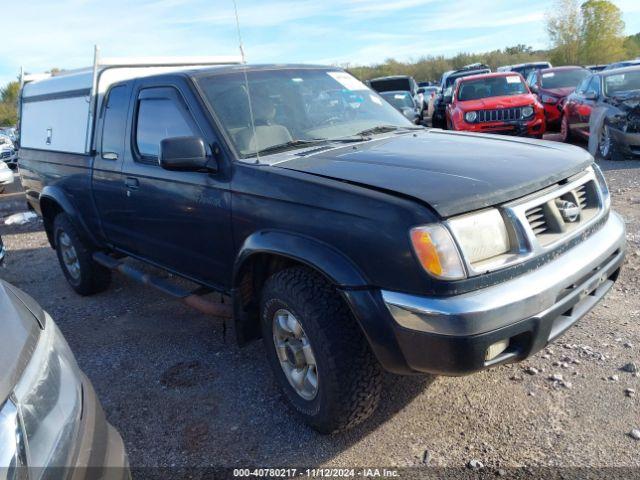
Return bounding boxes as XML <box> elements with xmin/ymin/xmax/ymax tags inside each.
<box><xmin>383</xmin><ymin>211</ymin><xmax>626</xmax><ymax>338</ymax></box>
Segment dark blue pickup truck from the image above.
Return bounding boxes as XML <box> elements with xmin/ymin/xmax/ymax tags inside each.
<box><xmin>19</xmin><ymin>64</ymin><xmax>625</xmax><ymax>433</ymax></box>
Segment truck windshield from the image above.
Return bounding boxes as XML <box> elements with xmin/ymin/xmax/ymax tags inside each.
<box><xmin>457</xmin><ymin>76</ymin><xmax>528</xmax><ymax>101</ymax></box>
<box><xmin>196</xmin><ymin>68</ymin><xmax>412</xmax><ymax>159</ymax></box>
<box><xmin>540</xmin><ymin>69</ymin><xmax>588</xmax><ymax>89</ymax></box>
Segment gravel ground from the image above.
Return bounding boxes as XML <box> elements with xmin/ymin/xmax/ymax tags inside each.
<box><xmin>0</xmin><ymin>149</ymin><xmax>639</xmax><ymax>474</ymax></box>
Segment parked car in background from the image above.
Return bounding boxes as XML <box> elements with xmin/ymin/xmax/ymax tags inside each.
<box><xmin>368</xmin><ymin>75</ymin><xmax>423</xmax><ymax>121</ymax></box>
<box><xmin>0</xmin><ymin>134</ymin><xmax>17</xmax><ymax>169</ymax></box>
<box><xmin>0</xmin><ymin>279</ymin><xmax>129</xmax><ymax>477</ymax></box>
<box><xmin>19</xmin><ymin>60</ymin><xmax>625</xmax><ymax>434</ymax></box>
<box><xmin>497</xmin><ymin>62</ymin><xmax>552</xmax><ymax>79</ymax></box>
<box><xmin>432</xmin><ymin>63</ymin><xmax>491</xmax><ymax>129</ymax></box>
<box><xmin>526</xmin><ymin>66</ymin><xmax>590</xmax><ymax>131</ymax></box>
<box><xmin>562</xmin><ymin>66</ymin><xmax>640</xmax><ymax>160</ymax></box>
<box><xmin>603</xmin><ymin>59</ymin><xmax>640</xmax><ymax>71</ymax></box>
<box><xmin>379</xmin><ymin>90</ymin><xmax>422</xmax><ymax>124</ymax></box>
<box><xmin>446</xmin><ymin>72</ymin><xmax>545</xmax><ymax>137</ymax></box>
<box><xmin>0</xmin><ymin>160</ymin><xmax>13</xmax><ymax>192</ymax></box>
<box><xmin>585</xmin><ymin>65</ymin><xmax>607</xmax><ymax>72</ymax></box>
<box><xmin>0</xmin><ymin>127</ymin><xmax>17</xmax><ymax>143</ymax></box>
<box><xmin>417</xmin><ymin>85</ymin><xmax>439</xmax><ymax>119</ymax></box>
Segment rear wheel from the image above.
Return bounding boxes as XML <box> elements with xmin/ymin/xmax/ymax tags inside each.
<box><xmin>53</xmin><ymin>213</ymin><xmax>111</xmax><ymax>295</ymax></box>
<box><xmin>261</xmin><ymin>266</ymin><xmax>382</xmax><ymax>433</ymax></box>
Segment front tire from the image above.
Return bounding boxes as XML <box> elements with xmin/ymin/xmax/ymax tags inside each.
<box><xmin>53</xmin><ymin>213</ymin><xmax>111</xmax><ymax>295</ymax></box>
<box><xmin>598</xmin><ymin>123</ymin><xmax>624</xmax><ymax>161</ymax></box>
<box><xmin>261</xmin><ymin>266</ymin><xmax>382</xmax><ymax>433</ymax></box>
<box><xmin>560</xmin><ymin>113</ymin><xmax>571</xmax><ymax>143</ymax></box>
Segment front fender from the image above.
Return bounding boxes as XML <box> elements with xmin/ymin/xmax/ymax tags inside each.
<box><xmin>39</xmin><ymin>186</ymin><xmax>99</xmax><ymax>248</ymax></box>
<box><xmin>233</xmin><ymin>230</ymin><xmax>369</xmax><ymax>288</ymax></box>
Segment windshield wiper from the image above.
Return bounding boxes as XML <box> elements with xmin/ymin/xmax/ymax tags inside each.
<box><xmin>355</xmin><ymin>125</ymin><xmax>402</xmax><ymax>137</ymax></box>
<box><xmin>252</xmin><ymin>139</ymin><xmax>328</xmax><ymax>156</ymax></box>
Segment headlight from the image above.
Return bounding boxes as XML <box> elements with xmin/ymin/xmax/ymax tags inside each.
<box><xmin>464</xmin><ymin>111</ymin><xmax>477</xmax><ymax>123</ymax></box>
<box><xmin>0</xmin><ymin>398</ymin><xmax>28</xmax><ymax>478</ymax></box>
<box><xmin>12</xmin><ymin>318</ymin><xmax>82</xmax><ymax>470</ymax></box>
<box><xmin>410</xmin><ymin>225</ymin><xmax>465</xmax><ymax>280</ymax></box>
<box><xmin>521</xmin><ymin>106</ymin><xmax>534</xmax><ymax>118</ymax></box>
<box><xmin>448</xmin><ymin>209</ymin><xmax>511</xmax><ymax>266</ymax></box>
<box><xmin>592</xmin><ymin>163</ymin><xmax>610</xmax><ymax>211</ymax></box>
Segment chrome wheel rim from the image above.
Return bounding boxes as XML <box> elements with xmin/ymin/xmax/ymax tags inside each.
<box><xmin>272</xmin><ymin>309</ymin><xmax>318</xmax><ymax>400</ymax></box>
<box><xmin>599</xmin><ymin>125</ymin><xmax>611</xmax><ymax>158</ymax></box>
<box><xmin>59</xmin><ymin>231</ymin><xmax>81</xmax><ymax>280</ymax></box>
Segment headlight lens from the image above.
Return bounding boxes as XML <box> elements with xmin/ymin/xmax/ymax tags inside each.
<box><xmin>464</xmin><ymin>111</ymin><xmax>477</xmax><ymax>123</ymax></box>
<box><xmin>12</xmin><ymin>318</ymin><xmax>82</xmax><ymax>470</ymax></box>
<box><xmin>522</xmin><ymin>106</ymin><xmax>534</xmax><ymax>118</ymax></box>
<box><xmin>0</xmin><ymin>398</ymin><xmax>28</xmax><ymax>478</ymax></box>
<box><xmin>410</xmin><ymin>225</ymin><xmax>465</xmax><ymax>280</ymax></box>
<box><xmin>448</xmin><ymin>209</ymin><xmax>511</xmax><ymax>265</ymax></box>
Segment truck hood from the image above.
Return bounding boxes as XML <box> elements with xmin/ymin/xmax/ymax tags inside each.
<box><xmin>274</xmin><ymin>130</ymin><xmax>593</xmax><ymax>217</ymax></box>
<box><xmin>0</xmin><ymin>281</ymin><xmax>42</xmax><ymax>404</ymax></box>
<box><xmin>456</xmin><ymin>94</ymin><xmax>537</xmax><ymax>111</ymax></box>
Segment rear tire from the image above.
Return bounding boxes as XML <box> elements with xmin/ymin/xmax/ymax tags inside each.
<box><xmin>53</xmin><ymin>213</ymin><xmax>111</xmax><ymax>295</ymax></box>
<box><xmin>260</xmin><ymin>266</ymin><xmax>382</xmax><ymax>433</ymax></box>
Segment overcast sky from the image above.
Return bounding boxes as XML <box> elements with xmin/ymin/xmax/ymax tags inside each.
<box><xmin>2</xmin><ymin>0</ymin><xmax>640</xmax><ymax>86</ymax></box>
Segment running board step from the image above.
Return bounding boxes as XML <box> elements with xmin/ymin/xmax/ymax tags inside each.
<box><xmin>93</xmin><ymin>252</ymin><xmax>232</xmax><ymax>318</ymax></box>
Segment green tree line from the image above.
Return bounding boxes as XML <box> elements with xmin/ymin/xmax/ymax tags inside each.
<box><xmin>1</xmin><ymin>0</ymin><xmax>638</xmax><ymax>126</ymax></box>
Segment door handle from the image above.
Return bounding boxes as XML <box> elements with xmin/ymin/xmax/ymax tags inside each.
<box><xmin>102</xmin><ymin>152</ymin><xmax>118</xmax><ymax>160</ymax></box>
<box><xmin>125</xmin><ymin>177</ymin><xmax>139</xmax><ymax>189</ymax></box>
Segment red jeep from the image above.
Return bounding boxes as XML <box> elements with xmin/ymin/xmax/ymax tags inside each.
<box><xmin>446</xmin><ymin>72</ymin><xmax>545</xmax><ymax>137</ymax></box>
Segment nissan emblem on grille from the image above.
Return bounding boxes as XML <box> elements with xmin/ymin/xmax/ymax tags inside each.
<box><xmin>556</xmin><ymin>199</ymin><xmax>581</xmax><ymax>223</ymax></box>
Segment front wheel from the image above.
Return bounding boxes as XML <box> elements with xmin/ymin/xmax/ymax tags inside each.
<box><xmin>560</xmin><ymin>114</ymin><xmax>571</xmax><ymax>143</ymax></box>
<box><xmin>261</xmin><ymin>266</ymin><xmax>382</xmax><ymax>433</ymax></box>
<box><xmin>598</xmin><ymin>123</ymin><xmax>624</xmax><ymax>161</ymax></box>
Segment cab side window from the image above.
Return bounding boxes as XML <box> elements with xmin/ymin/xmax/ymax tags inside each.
<box><xmin>101</xmin><ymin>85</ymin><xmax>129</xmax><ymax>159</ymax></box>
<box><xmin>134</xmin><ymin>87</ymin><xmax>196</xmax><ymax>161</ymax></box>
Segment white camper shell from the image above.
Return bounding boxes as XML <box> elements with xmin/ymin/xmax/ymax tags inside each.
<box><xmin>20</xmin><ymin>50</ymin><xmax>242</xmax><ymax>155</ymax></box>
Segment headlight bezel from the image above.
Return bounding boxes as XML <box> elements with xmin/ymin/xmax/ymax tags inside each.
<box><xmin>521</xmin><ymin>105</ymin><xmax>535</xmax><ymax>118</ymax></box>
<box><xmin>464</xmin><ymin>111</ymin><xmax>477</xmax><ymax>123</ymax></box>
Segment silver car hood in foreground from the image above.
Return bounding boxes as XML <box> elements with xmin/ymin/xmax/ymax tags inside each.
<box><xmin>0</xmin><ymin>281</ymin><xmax>42</xmax><ymax>404</ymax></box>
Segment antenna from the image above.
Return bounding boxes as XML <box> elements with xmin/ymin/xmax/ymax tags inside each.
<box><xmin>233</xmin><ymin>0</ymin><xmax>260</xmax><ymax>164</ymax></box>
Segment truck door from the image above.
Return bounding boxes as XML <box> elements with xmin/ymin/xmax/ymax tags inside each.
<box><xmin>92</xmin><ymin>82</ymin><xmax>133</xmax><ymax>248</ymax></box>
<box><xmin>119</xmin><ymin>79</ymin><xmax>233</xmax><ymax>290</ymax></box>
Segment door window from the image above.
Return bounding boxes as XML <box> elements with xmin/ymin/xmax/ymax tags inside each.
<box><xmin>135</xmin><ymin>89</ymin><xmax>196</xmax><ymax>160</ymax></box>
<box><xmin>101</xmin><ymin>85</ymin><xmax>129</xmax><ymax>158</ymax></box>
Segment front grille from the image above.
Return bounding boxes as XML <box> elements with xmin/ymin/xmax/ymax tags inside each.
<box><xmin>477</xmin><ymin>107</ymin><xmax>523</xmax><ymax>123</ymax></box>
<box><xmin>524</xmin><ymin>179</ymin><xmax>601</xmax><ymax>246</ymax></box>
<box><xmin>525</xmin><ymin>206</ymin><xmax>548</xmax><ymax>235</ymax></box>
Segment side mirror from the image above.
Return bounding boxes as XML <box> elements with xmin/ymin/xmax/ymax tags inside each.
<box><xmin>159</xmin><ymin>136</ymin><xmax>216</xmax><ymax>172</ymax></box>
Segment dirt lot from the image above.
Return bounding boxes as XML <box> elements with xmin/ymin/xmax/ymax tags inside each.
<box><xmin>0</xmin><ymin>147</ymin><xmax>639</xmax><ymax>475</ymax></box>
